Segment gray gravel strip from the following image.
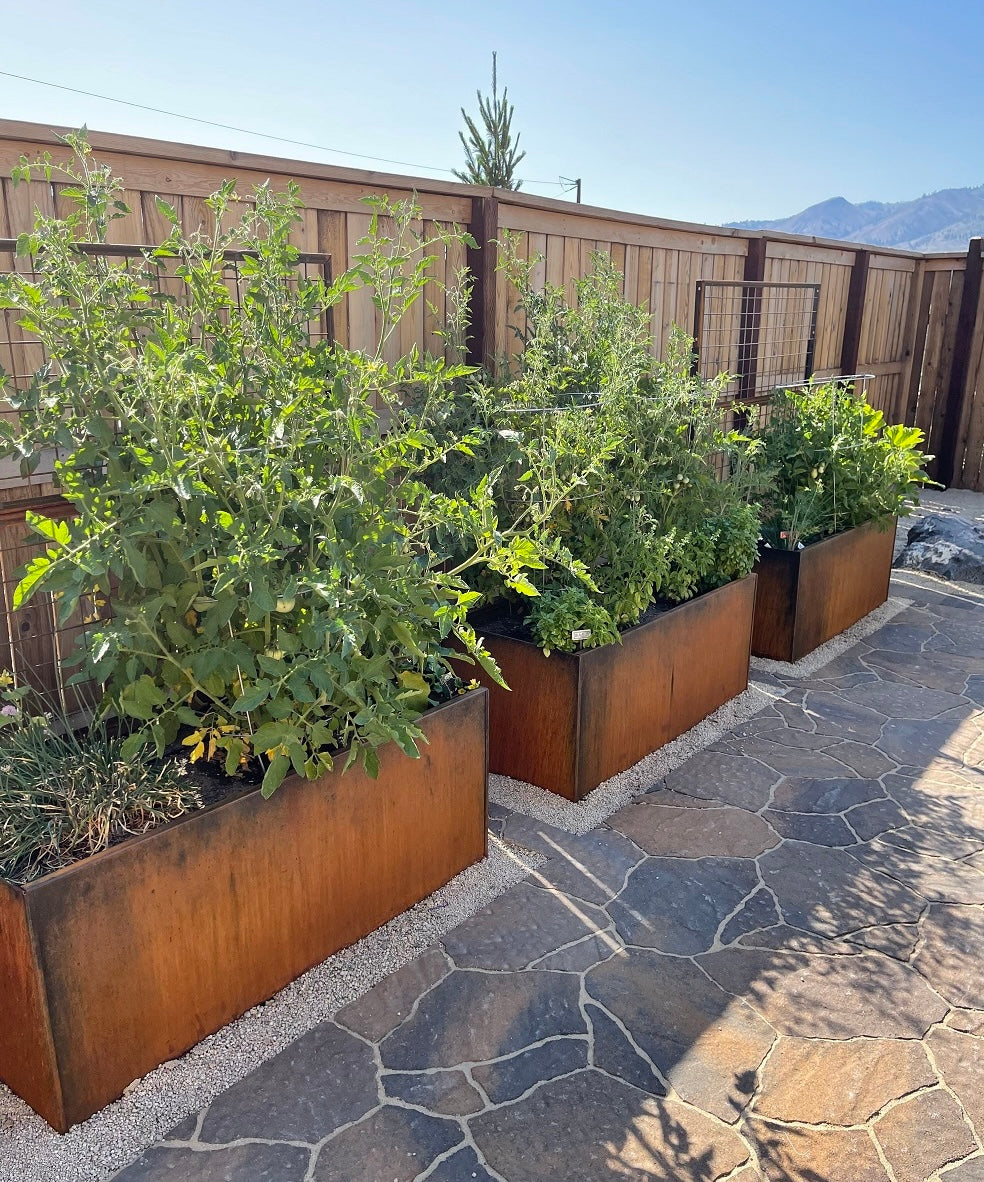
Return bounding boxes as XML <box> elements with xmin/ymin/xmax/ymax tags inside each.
<box><xmin>0</xmin><ymin>837</ymin><xmax>544</xmax><ymax>1182</ymax></box>
<box><xmin>751</xmin><ymin>595</ymin><xmax>911</xmax><ymax>679</ymax></box>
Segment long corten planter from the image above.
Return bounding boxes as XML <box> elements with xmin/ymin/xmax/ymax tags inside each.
<box><xmin>0</xmin><ymin>690</ymin><xmax>488</xmax><ymax>1132</ymax></box>
<box><xmin>751</xmin><ymin>518</ymin><xmax>897</xmax><ymax>662</ymax></box>
<box><xmin>472</xmin><ymin>575</ymin><xmax>756</xmax><ymax>802</ymax></box>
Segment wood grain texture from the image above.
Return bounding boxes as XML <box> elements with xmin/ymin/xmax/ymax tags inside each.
<box><xmin>0</xmin><ymin>690</ymin><xmax>488</xmax><ymax>1131</ymax></box>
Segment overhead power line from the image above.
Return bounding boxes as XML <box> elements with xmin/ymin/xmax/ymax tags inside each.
<box><xmin>0</xmin><ymin>69</ymin><xmax>568</xmax><ymax>190</ymax></box>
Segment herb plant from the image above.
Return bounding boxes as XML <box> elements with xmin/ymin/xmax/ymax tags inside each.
<box><xmin>0</xmin><ymin>134</ymin><xmax>582</xmax><ymax>795</ymax></box>
<box><xmin>755</xmin><ymin>382</ymin><xmax>935</xmax><ymax>549</ymax></box>
<box><xmin>0</xmin><ymin>701</ymin><xmax>199</xmax><ymax>885</ymax></box>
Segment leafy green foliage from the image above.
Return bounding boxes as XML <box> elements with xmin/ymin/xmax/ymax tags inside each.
<box><xmin>527</xmin><ymin>588</ymin><xmax>620</xmax><ymax>657</ymax></box>
<box><xmin>430</xmin><ymin>247</ymin><xmax>763</xmax><ymax>651</ymax></box>
<box><xmin>755</xmin><ymin>382</ymin><xmax>936</xmax><ymax>548</ymax></box>
<box><xmin>0</xmin><ymin>133</ymin><xmax>575</xmax><ymax>795</ymax></box>
<box><xmin>0</xmin><ymin>708</ymin><xmax>199</xmax><ymax>884</ymax></box>
<box><xmin>453</xmin><ymin>52</ymin><xmax>526</xmax><ymax>189</ymax></box>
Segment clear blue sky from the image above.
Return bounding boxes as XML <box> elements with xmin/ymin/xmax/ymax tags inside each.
<box><xmin>0</xmin><ymin>0</ymin><xmax>979</xmax><ymax>225</ymax></box>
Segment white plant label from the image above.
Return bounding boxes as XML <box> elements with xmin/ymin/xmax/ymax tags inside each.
<box><xmin>571</xmin><ymin>629</ymin><xmax>592</xmax><ymax>642</ymax></box>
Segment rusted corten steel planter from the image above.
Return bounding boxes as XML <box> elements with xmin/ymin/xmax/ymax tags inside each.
<box><xmin>752</xmin><ymin>518</ymin><xmax>897</xmax><ymax>662</ymax></box>
<box><xmin>0</xmin><ymin>690</ymin><xmax>488</xmax><ymax>1132</ymax></box>
<box><xmin>472</xmin><ymin>576</ymin><xmax>756</xmax><ymax>802</ymax></box>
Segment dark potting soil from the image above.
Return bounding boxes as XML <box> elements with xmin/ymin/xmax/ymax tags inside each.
<box><xmin>469</xmin><ymin>596</ymin><xmax>680</xmax><ymax>646</ymax></box>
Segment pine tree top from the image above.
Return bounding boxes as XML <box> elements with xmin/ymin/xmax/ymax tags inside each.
<box><xmin>454</xmin><ymin>52</ymin><xmax>526</xmax><ymax>190</ymax></box>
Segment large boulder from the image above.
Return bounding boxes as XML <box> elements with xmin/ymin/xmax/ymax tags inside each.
<box><xmin>894</xmin><ymin>513</ymin><xmax>984</xmax><ymax>583</ymax></box>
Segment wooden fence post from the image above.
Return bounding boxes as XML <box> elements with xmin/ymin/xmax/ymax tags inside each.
<box><xmin>466</xmin><ymin>194</ymin><xmax>498</xmax><ymax>372</ymax></box>
<box><xmin>737</xmin><ymin>236</ymin><xmax>767</xmax><ymax>406</ymax></box>
<box><xmin>936</xmin><ymin>237</ymin><xmax>983</xmax><ymax>487</ymax></box>
<box><xmin>840</xmin><ymin>248</ymin><xmax>871</xmax><ymax>374</ymax></box>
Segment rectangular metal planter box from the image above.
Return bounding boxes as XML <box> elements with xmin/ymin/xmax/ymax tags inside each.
<box><xmin>0</xmin><ymin>690</ymin><xmax>488</xmax><ymax>1132</ymax></box>
<box><xmin>472</xmin><ymin>576</ymin><xmax>756</xmax><ymax>802</ymax></box>
<box><xmin>751</xmin><ymin>518</ymin><xmax>897</xmax><ymax>662</ymax></box>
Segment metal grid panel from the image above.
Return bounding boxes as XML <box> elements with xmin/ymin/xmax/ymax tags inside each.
<box><xmin>0</xmin><ymin>240</ymin><xmax>333</xmax><ymax>711</ymax></box>
<box><xmin>0</xmin><ymin>239</ymin><xmax>334</xmax><ymax>493</ymax></box>
<box><xmin>694</xmin><ymin>280</ymin><xmax>822</xmax><ymax>427</ymax></box>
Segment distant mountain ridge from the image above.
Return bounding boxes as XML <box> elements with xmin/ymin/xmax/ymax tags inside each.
<box><xmin>727</xmin><ymin>185</ymin><xmax>984</xmax><ymax>252</ymax></box>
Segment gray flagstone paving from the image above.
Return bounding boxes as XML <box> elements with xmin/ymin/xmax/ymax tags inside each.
<box><xmin>113</xmin><ymin>576</ymin><xmax>984</xmax><ymax>1181</ymax></box>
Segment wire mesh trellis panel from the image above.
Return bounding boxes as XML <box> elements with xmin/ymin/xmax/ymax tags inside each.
<box><xmin>0</xmin><ymin>239</ymin><xmax>334</xmax><ymax>711</ymax></box>
<box><xmin>0</xmin><ymin>238</ymin><xmax>335</xmax><ymax>494</ymax></box>
<box><xmin>693</xmin><ymin>280</ymin><xmax>822</xmax><ymax>429</ymax></box>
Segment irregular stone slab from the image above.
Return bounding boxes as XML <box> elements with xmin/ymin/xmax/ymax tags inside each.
<box><xmin>382</xmin><ymin>1069</ymin><xmax>483</xmax><ymax>1116</ymax></box>
<box><xmin>311</xmin><ymin>1105</ymin><xmax>462</xmax><ymax>1182</ymax></box>
<box><xmin>199</xmin><ymin>1022</ymin><xmax>377</xmax><ymax>1144</ymax></box>
<box><xmin>801</xmin><ymin>691</ymin><xmax>889</xmax><ymax>742</ymax></box>
<box><xmin>608</xmin><ymin>856</ymin><xmax>760</xmax><ymax>954</ymax></box>
<box><xmin>882</xmin><ymin>824</ymin><xmax>984</xmax><ymax>860</ymax></box>
<box><xmin>947</xmin><ymin>1009</ymin><xmax>984</xmax><ymax>1035</ymax></box>
<box><xmin>928</xmin><ymin>625</ymin><xmax>984</xmax><ymax>658</ymax></box>
<box><xmin>441</xmin><ymin>881</ymin><xmax>608</xmax><ymax>970</ymax></box>
<box><xmin>760</xmin><ymin>840</ymin><xmax>925</xmax><ymax>936</ymax></box>
<box><xmin>586</xmin><ymin>948</ymin><xmax>774</xmax><ymax>1122</ymax></box>
<box><xmin>762</xmin><ymin>808</ymin><xmax>857</xmax><ymax>846</ymax></box>
<box><xmin>878</xmin><ymin>715</ymin><xmax>979</xmax><ymax>766</ymax></box>
<box><xmin>586</xmin><ymin>1002</ymin><xmax>667</xmax><ymax>1096</ymax></box>
<box><xmin>501</xmin><ymin>814</ymin><xmax>643</xmax><ymax>904</ymax></box>
<box><xmin>913</xmin><ymin>904</ymin><xmax>984</xmax><ymax>1006</ymax></box>
<box><xmin>114</xmin><ymin>1143</ymin><xmax>312</xmax><ymax>1181</ymax></box>
<box><xmin>336</xmin><ymin>947</ymin><xmax>450</xmax><ymax>1041</ymax></box>
<box><xmin>379</xmin><ymin>969</ymin><xmax>584</xmax><ymax>1069</ymax></box>
<box><xmin>753</xmin><ymin>1036</ymin><xmax>935</xmax><ymax>1124</ymax></box>
<box><xmin>663</xmin><ymin>751</ymin><xmax>779</xmax><ymax>810</ymax></box>
<box><xmin>927</xmin><ymin>1027</ymin><xmax>984</xmax><ymax>1138</ymax></box>
<box><xmin>941</xmin><ymin>1158</ymin><xmax>984</xmax><ymax>1181</ymax></box>
<box><xmin>846</xmin><ymin>796</ymin><xmax>910</xmax><ymax>840</ymax></box>
<box><xmin>719</xmin><ymin>887</ymin><xmax>782</xmax><ymax>945</ymax></box>
<box><xmin>884</xmin><ymin>778</ymin><xmax>984</xmax><ymax>840</ymax></box>
<box><xmin>736</xmin><ymin>924</ymin><xmax>860</xmax><ymax>956</ymax></box>
<box><xmin>425</xmin><ymin>1146</ymin><xmax>500</xmax><ymax>1182</ymax></box>
<box><xmin>843</xmin><ymin>920</ymin><xmax>921</xmax><ymax>960</ymax></box>
<box><xmin>895</xmin><ymin>513</ymin><xmax>984</xmax><ymax>583</ymax></box>
<box><xmin>700</xmin><ymin>946</ymin><xmax>947</xmax><ymax>1038</ymax></box>
<box><xmin>744</xmin><ymin>1118</ymin><xmax>890</xmax><ymax>1181</ymax></box>
<box><xmin>609</xmin><ymin>802</ymin><xmax>778</xmax><ymax>858</ymax></box>
<box><xmin>531</xmin><ymin>930</ymin><xmax>622</xmax><ymax>972</ymax></box>
<box><xmin>821</xmin><ymin>739</ymin><xmax>897</xmax><ymax>777</ymax></box>
<box><xmin>644</xmin><ymin>787</ymin><xmax>729</xmax><ymax>808</ymax></box>
<box><xmin>471</xmin><ymin>1070</ymin><xmax>749</xmax><ymax>1182</ymax></box>
<box><xmin>863</xmin><ymin>621</ymin><xmax>938</xmax><ymax>653</ymax></box>
<box><xmin>849</xmin><ymin>841</ymin><xmax>984</xmax><ymax>904</ymax></box>
<box><xmin>865</xmin><ymin>647</ymin><xmax>982</xmax><ymax>690</ymax></box>
<box><xmin>873</xmin><ymin>1087</ymin><xmax>978</xmax><ymax>1182</ymax></box>
<box><xmin>771</xmin><ymin>777</ymin><xmax>885</xmax><ymax>814</ymax></box>
<box><xmin>753</xmin><ymin>743</ymin><xmax>881</xmax><ymax>780</ymax></box>
<box><xmin>162</xmin><ymin>1113</ymin><xmax>198</xmax><ymax>1141</ymax></box>
<box><xmin>472</xmin><ymin>1037</ymin><xmax>588</xmax><ymax>1104</ymax></box>
<box><xmin>843</xmin><ymin>681</ymin><xmax>969</xmax><ymax>719</ymax></box>
<box><xmin>822</xmin><ymin>671</ymin><xmax>881</xmax><ymax>689</ymax></box>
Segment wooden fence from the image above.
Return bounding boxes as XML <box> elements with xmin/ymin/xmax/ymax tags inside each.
<box><xmin>0</xmin><ymin>116</ymin><xmax>982</xmax><ymax>501</ymax></box>
<box><xmin>2</xmin><ymin>118</ymin><xmax>983</xmax><ymax>702</ymax></box>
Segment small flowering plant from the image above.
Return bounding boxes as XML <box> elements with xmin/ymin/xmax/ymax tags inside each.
<box><xmin>0</xmin><ymin>671</ymin><xmax>28</xmax><ymax>730</ymax></box>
